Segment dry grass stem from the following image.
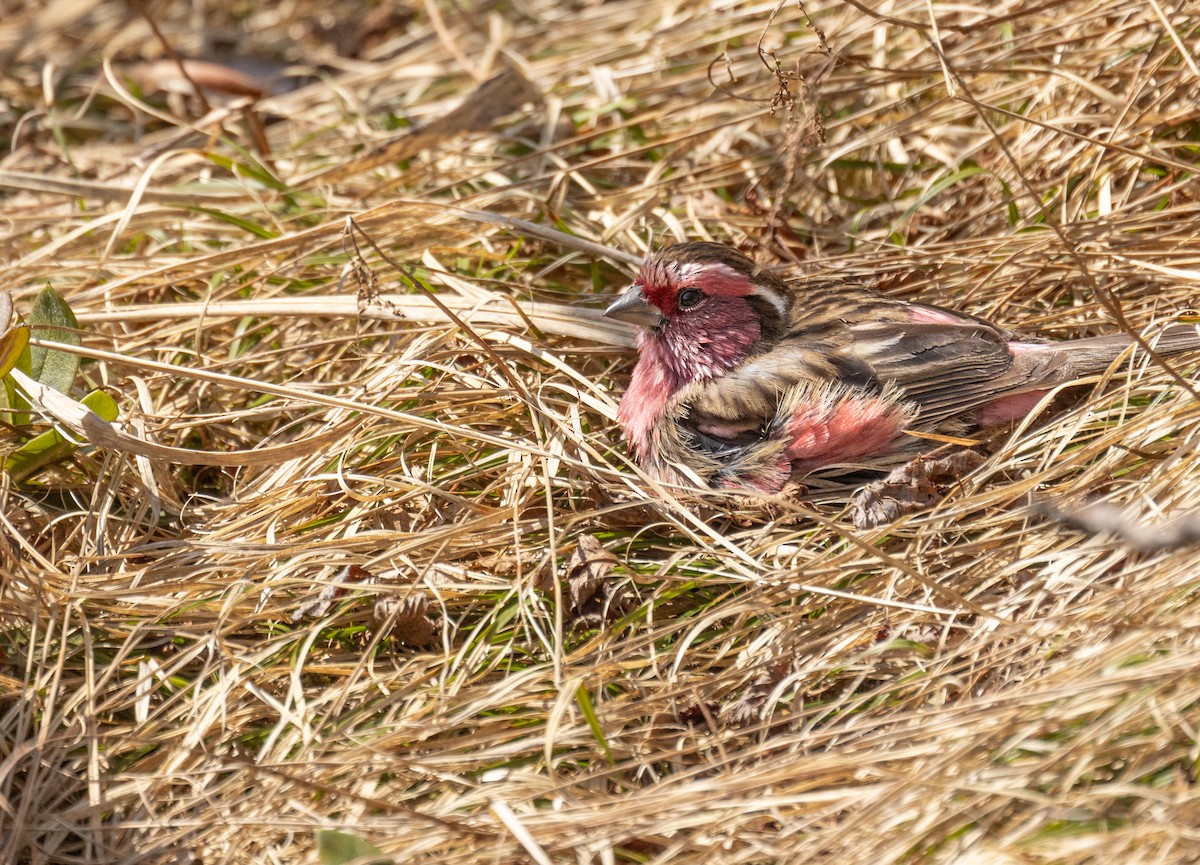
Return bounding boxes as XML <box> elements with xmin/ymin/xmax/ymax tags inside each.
<box><xmin>3</xmin><ymin>0</ymin><xmax>1200</xmax><ymax>863</ymax></box>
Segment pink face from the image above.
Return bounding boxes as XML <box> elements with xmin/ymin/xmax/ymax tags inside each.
<box><xmin>617</xmin><ymin>256</ymin><xmax>768</xmax><ymax>458</ymax></box>
<box><xmin>637</xmin><ymin>259</ymin><xmax>755</xmax><ymax>318</ymax></box>
<box><xmin>629</xmin><ymin>258</ymin><xmax>765</xmax><ymax>390</ymax></box>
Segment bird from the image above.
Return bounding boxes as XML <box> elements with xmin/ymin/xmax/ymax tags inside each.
<box><xmin>603</xmin><ymin>241</ymin><xmax>1200</xmax><ymax>493</ymax></box>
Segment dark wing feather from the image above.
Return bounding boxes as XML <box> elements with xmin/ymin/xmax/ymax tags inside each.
<box><xmin>844</xmin><ymin>321</ymin><xmax>1026</xmax><ymax>424</ymax></box>
<box><xmin>781</xmin><ymin>284</ymin><xmax>1041</xmax><ymax>421</ymax></box>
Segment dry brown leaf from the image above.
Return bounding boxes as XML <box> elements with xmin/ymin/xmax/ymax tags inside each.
<box><xmin>375</xmin><ymin>594</ymin><xmax>438</xmax><ymax>647</ymax></box>
<box><xmin>725</xmin><ymin>660</ymin><xmax>794</xmax><ymax>727</ymax></box>
<box><xmin>566</xmin><ymin>534</ymin><xmax>619</xmax><ymax>611</ymax></box>
<box><xmin>852</xmin><ymin>450</ymin><xmax>988</xmax><ymax>529</ymax></box>
<box><xmin>562</xmin><ymin>534</ymin><xmax>632</xmax><ymax>625</ymax></box>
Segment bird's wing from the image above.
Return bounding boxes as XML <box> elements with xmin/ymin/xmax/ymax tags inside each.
<box><xmin>843</xmin><ymin>320</ymin><xmax>1030</xmax><ymax>424</ymax></box>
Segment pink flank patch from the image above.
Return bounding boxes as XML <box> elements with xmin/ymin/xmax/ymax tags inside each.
<box><xmin>784</xmin><ymin>395</ymin><xmax>906</xmax><ymax>470</ymax></box>
<box><xmin>618</xmin><ymin>370</ymin><xmax>669</xmax><ymax>459</ymax></box>
<box><xmin>977</xmin><ymin>391</ymin><xmax>1048</xmax><ymax>426</ymax></box>
<box><xmin>976</xmin><ymin>342</ymin><xmax>1051</xmax><ymax>425</ymax></box>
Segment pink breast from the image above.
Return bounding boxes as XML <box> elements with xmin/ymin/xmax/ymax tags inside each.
<box><xmin>617</xmin><ymin>345</ymin><xmax>681</xmax><ymax>460</ymax></box>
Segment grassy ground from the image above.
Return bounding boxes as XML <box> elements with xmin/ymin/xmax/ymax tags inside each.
<box><xmin>3</xmin><ymin>0</ymin><xmax>1200</xmax><ymax>862</ymax></box>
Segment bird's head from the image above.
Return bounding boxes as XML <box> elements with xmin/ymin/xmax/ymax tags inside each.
<box><xmin>604</xmin><ymin>242</ymin><xmax>793</xmax><ymax>385</ymax></box>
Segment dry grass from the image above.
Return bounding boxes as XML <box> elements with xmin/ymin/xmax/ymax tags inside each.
<box><xmin>2</xmin><ymin>0</ymin><xmax>1200</xmax><ymax>862</ymax></box>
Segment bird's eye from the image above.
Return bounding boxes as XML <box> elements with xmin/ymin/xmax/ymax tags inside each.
<box><xmin>677</xmin><ymin>288</ymin><xmax>704</xmax><ymax>309</ymax></box>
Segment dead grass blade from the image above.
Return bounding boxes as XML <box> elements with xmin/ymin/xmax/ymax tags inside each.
<box><xmin>4</xmin><ymin>0</ymin><xmax>1200</xmax><ymax>863</ymax></box>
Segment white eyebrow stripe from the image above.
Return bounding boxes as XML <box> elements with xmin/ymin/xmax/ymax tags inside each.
<box><xmin>753</xmin><ymin>286</ymin><xmax>788</xmax><ymax>316</ymax></box>
<box><xmin>672</xmin><ymin>261</ymin><xmax>744</xmax><ymax>280</ymax></box>
<box><xmin>673</xmin><ymin>261</ymin><xmax>708</xmax><ymax>280</ymax></box>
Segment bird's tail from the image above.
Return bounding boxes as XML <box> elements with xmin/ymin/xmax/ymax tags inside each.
<box><xmin>1032</xmin><ymin>322</ymin><xmax>1200</xmax><ymax>381</ymax></box>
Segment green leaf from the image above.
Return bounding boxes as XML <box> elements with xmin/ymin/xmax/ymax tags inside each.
<box><xmin>0</xmin><ymin>322</ymin><xmax>29</xmax><ymax>379</ymax></box>
<box><xmin>316</xmin><ymin>830</ymin><xmax>390</xmax><ymax>865</ymax></box>
<box><xmin>81</xmin><ymin>388</ymin><xmax>118</xmax><ymax>421</ymax></box>
<box><xmin>0</xmin><ymin>291</ymin><xmax>34</xmax><ymax>423</ymax></box>
<box><xmin>995</xmin><ymin>174</ymin><xmax>1020</xmax><ymax>225</ymax></box>
<box><xmin>28</xmin><ymin>286</ymin><xmax>81</xmax><ymax>395</ymax></box>
<box><xmin>0</xmin><ymin>374</ymin><xmax>30</xmax><ymax>426</ymax></box>
<box><xmin>4</xmin><ymin>389</ymin><xmax>118</xmax><ymax>483</ymax></box>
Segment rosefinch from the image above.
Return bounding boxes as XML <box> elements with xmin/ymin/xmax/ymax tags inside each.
<box><xmin>604</xmin><ymin>242</ymin><xmax>1200</xmax><ymax>491</ymax></box>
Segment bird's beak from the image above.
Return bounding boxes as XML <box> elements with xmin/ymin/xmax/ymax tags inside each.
<box><xmin>603</xmin><ymin>285</ymin><xmax>664</xmax><ymax>329</ymax></box>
